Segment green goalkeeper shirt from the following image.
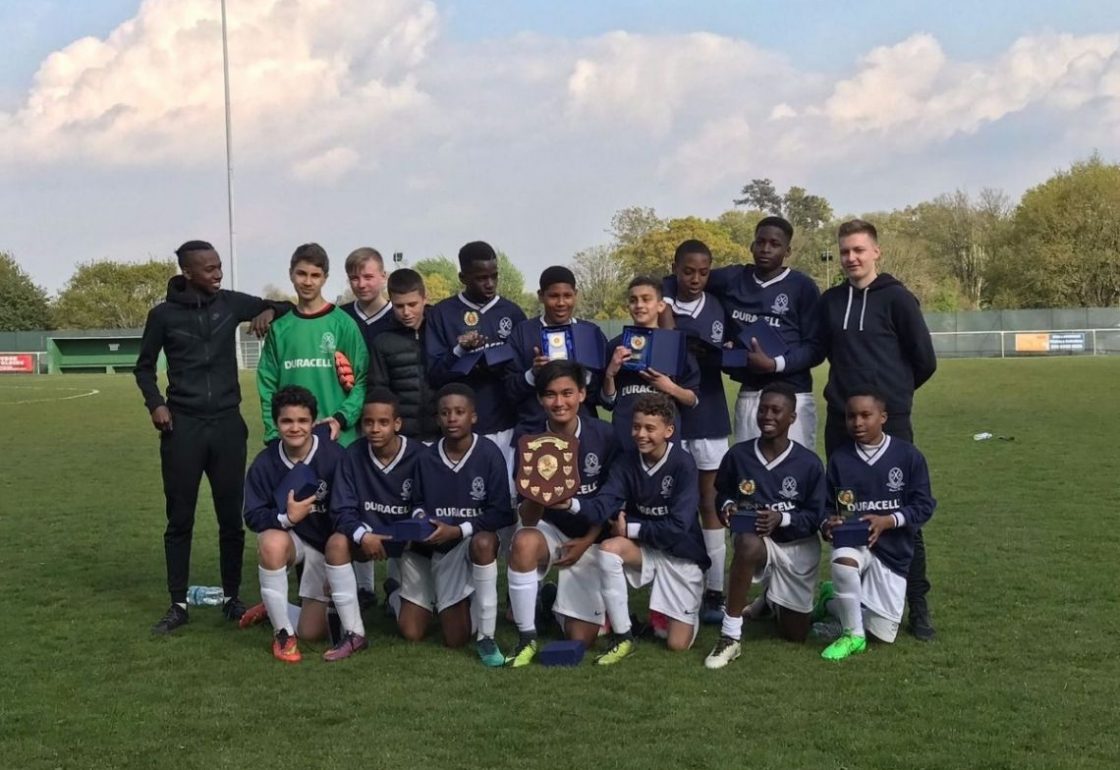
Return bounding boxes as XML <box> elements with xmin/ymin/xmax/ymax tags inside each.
<box><xmin>257</xmin><ymin>304</ymin><xmax>369</xmax><ymax>446</ymax></box>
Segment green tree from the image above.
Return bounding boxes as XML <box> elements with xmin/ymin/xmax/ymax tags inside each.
<box><xmin>54</xmin><ymin>259</ymin><xmax>177</xmax><ymax>329</ymax></box>
<box><xmin>0</xmin><ymin>252</ymin><xmax>54</xmax><ymax>330</ymax></box>
<box><xmin>497</xmin><ymin>252</ymin><xmax>537</xmax><ymax>314</ymax></box>
<box><xmin>717</xmin><ymin>209</ymin><xmax>765</xmax><ymax>249</ymax></box>
<box><xmin>783</xmin><ymin>186</ymin><xmax>834</xmax><ymax>232</ymax></box>
<box><xmin>994</xmin><ymin>155</ymin><xmax>1120</xmax><ymax>308</ymax></box>
<box><xmin>570</xmin><ymin>245</ymin><xmax>628</xmax><ymax>320</ymax></box>
<box><xmin>614</xmin><ymin>216</ymin><xmax>751</xmax><ymax>278</ymax></box>
<box><xmin>608</xmin><ymin>206</ymin><xmax>666</xmax><ymax>246</ymax></box>
<box><xmin>733</xmin><ymin>178</ymin><xmax>783</xmax><ymax>214</ymax></box>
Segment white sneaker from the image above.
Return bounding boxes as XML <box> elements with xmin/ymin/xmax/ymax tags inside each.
<box><xmin>704</xmin><ymin>635</ymin><xmax>742</xmax><ymax>669</ymax></box>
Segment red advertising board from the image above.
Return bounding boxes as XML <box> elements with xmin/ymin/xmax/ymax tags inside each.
<box><xmin>0</xmin><ymin>353</ymin><xmax>35</xmax><ymax>373</ymax></box>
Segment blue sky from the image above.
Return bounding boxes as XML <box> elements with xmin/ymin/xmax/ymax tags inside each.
<box><xmin>1</xmin><ymin>0</ymin><xmax>1118</xmax><ymax>295</ymax></box>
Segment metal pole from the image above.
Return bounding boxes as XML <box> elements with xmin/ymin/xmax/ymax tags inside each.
<box><xmin>220</xmin><ymin>0</ymin><xmax>243</xmax><ymax>367</ymax></box>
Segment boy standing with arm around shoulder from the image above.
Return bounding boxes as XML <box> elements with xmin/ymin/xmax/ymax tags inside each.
<box><xmin>257</xmin><ymin>243</ymin><xmax>369</xmax><ymax>446</ymax></box>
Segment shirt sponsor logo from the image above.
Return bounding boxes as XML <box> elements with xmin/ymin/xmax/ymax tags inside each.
<box><xmin>731</xmin><ymin>309</ymin><xmax>780</xmax><ymax>328</ymax></box>
<box><xmin>849</xmin><ymin>499</ymin><xmax>902</xmax><ymax>512</ymax></box>
<box><xmin>283</xmin><ymin>357</ymin><xmax>332</xmax><ymax>369</ymax></box>
<box><xmin>364</xmin><ymin>501</ymin><xmax>411</xmax><ymax>516</ymax></box>
<box><xmin>638</xmin><ymin>504</ymin><xmax>670</xmax><ymax>517</ymax></box>
<box><xmin>619</xmin><ymin>384</ymin><xmax>656</xmax><ymax>397</ymax></box>
<box><xmin>434</xmin><ymin>507</ymin><xmax>480</xmax><ymax>518</ymax></box>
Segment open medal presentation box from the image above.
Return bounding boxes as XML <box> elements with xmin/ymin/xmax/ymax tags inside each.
<box><xmin>721</xmin><ymin>320</ymin><xmax>789</xmax><ymax>369</ymax></box>
<box><xmin>620</xmin><ymin>326</ymin><xmax>687</xmax><ymax>376</ymax></box>
<box><xmin>540</xmin><ymin>325</ymin><xmax>607</xmax><ymax>370</ymax></box>
<box><xmin>273</xmin><ymin>463</ymin><xmax>320</xmax><ymax>513</ymax></box>
<box><xmin>451</xmin><ymin>341</ymin><xmax>515</xmax><ymax>375</ymax></box>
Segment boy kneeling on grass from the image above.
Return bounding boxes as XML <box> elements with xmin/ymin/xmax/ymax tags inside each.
<box><xmin>704</xmin><ymin>382</ymin><xmax>827</xmax><ymax>670</ymax></box>
<box><xmin>322</xmin><ymin>387</ymin><xmax>424</xmax><ymax>661</ymax></box>
<box><xmin>816</xmin><ymin>390</ymin><xmax>936</xmax><ymax>661</ymax></box>
<box><xmin>583</xmin><ymin>393</ymin><xmax>711</xmax><ymax>665</ymax></box>
<box><xmin>241</xmin><ymin>386</ymin><xmax>345</xmax><ymax>663</ymax></box>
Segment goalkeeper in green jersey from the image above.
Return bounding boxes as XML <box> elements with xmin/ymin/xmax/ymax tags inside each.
<box><xmin>258</xmin><ymin>243</ymin><xmax>369</xmax><ymax>446</ymax></box>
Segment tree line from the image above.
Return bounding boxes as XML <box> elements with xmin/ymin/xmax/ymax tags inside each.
<box><xmin>3</xmin><ymin>155</ymin><xmax>1118</xmax><ymax>332</ymax></box>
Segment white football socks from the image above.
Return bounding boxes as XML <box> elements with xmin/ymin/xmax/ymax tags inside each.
<box><xmin>831</xmin><ymin>560</ymin><xmax>865</xmax><ymax>637</ymax></box>
<box><xmin>472</xmin><ymin>560</ymin><xmax>499</xmax><ymax>640</ymax></box>
<box><xmin>721</xmin><ymin>612</ymin><xmax>744</xmax><ymax>641</ymax></box>
<box><xmin>326</xmin><ymin>564</ymin><xmax>365</xmax><ymax>637</ymax></box>
<box><xmin>258</xmin><ymin>566</ymin><xmax>294</xmax><ymax>635</ymax></box>
<box><xmin>598</xmin><ymin>550</ymin><xmax>632</xmax><ymax>635</ymax></box>
<box><xmin>507</xmin><ymin>568</ymin><xmax>539</xmax><ymax>635</ymax></box>
<box><xmin>702</xmin><ymin>528</ymin><xmax>726</xmax><ymax>592</ymax></box>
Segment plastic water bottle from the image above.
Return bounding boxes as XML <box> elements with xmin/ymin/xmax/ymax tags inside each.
<box><xmin>186</xmin><ymin>586</ymin><xmax>225</xmax><ymax>606</ymax></box>
<box><xmin>973</xmin><ymin>432</ymin><xmax>993</xmax><ymax>441</ymax></box>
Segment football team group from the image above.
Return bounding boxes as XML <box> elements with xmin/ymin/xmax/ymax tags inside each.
<box><xmin>135</xmin><ymin>215</ymin><xmax>937</xmax><ymax>669</ymax></box>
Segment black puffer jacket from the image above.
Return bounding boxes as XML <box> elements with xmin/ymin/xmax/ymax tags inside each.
<box><xmin>368</xmin><ymin>313</ymin><xmax>439</xmax><ymax>441</ymax></box>
<box><xmin>135</xmin><ymin>276</ymin><xmax>289</xmax><ymax>417</ymax></box>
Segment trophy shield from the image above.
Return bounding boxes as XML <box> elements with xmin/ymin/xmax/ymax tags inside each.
<box><xmin>515</xmin><ymin>432</ymin><xmax>582</xmax><ymax>507</ymax></box>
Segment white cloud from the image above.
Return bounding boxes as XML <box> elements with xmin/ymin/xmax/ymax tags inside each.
<box><xmin>290</xmin><ymin>146</ymin><xmax>360</xmax><ymax>184</ymax></box>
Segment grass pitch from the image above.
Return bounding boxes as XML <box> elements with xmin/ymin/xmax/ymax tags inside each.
<box><xmin>1</xmin><ymin>358</ymin><xmax>1118</xmax><ymax>769</ymax></box>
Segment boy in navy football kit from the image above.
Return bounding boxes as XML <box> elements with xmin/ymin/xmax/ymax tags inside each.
<box><xmin>818</xmin><ymin>219</ymin><xmax>938</xmax><ymax>640</ymax></box>
<box><xmin>241</xmin><ymin>386</ymin><xmax>345</xmax><ymax>663</ymax></box>
<box><xmin>323</xmin><ymin>388</ymin><xmax>424</xmax><ymax>661</ymax></box>
<box><xmin>505</xmin><ymin>266</ymin><xmax>607</xmax><ymax>437</ymax></box>
<box><xmin>671</xmin><ymin>217</ymin><xmax>821</xmax><ymax>449</ymax></box>
<box><xmin>584</xmin><ymin>394</ymin><xmax>711</xmax><ymax>665</ymax></box>
<box><xmin>662</xmin><ymin>240</ymin><xmax>733</xmax><ymax>624</ymax></box>
<box><xmin>340</xmin><ymin>247</ymin><xmax>394</xmax><ymax>349</ymax></box>
<box><xmin>505</xmin><ymin>361</ymin><xmax>619</xmax><ymax>666</ymax></box>
<box><xmin>817</xmin><ymin>391</ymin><xmax>936</xmax><ymax>660</ymax></box>
<box><xmin>399</xmin><ymin>384</ymin><xmax>516</xmax><ymax>665</ymax></box>
<box><xmin>600</xmin><ymin>277</ymin><xmax>700</xmax><ymax>451</ymax></box>
<box><xmin>425</xmin><ymin>241</ymin><xmax>527</xmax><ymax>477</ymax></box>
<box><xmin>704</xmin><ymin>383</ymin><xmax>826</xmax><ymax>669</ymax></box>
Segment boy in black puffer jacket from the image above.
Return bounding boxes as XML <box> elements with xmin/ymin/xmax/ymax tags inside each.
<box><xmin>369</xmin><ymin>269</ymin><xmax>439</xmax><ymax>443</ymax></box>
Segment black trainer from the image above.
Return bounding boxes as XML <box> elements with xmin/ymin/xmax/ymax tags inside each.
<box><xmin>358</xmin><ymin>587</ymin><xmax>378</xmax><ymax>610</ymax></box>
<box><xmin>700</xmin><ymin>589</ymin><xmax>725</xmax><ymax>625</ymax></box>
<box><xmin>222</xmin><ymin>597</ymin><xmax>247</xmax><ymax>622</ymax></box>
<box><xmin>152</xmin><ymin>604</ymin><xmax>189</xmax><ymax>635</ymax></box>
<box><xmin>907</xmin><ymin>598</ymin><xmax>936</xmax><ymax>641</ymax></box>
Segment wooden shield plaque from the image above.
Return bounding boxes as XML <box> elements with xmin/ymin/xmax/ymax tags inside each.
<box><xmin>515</xmin><ymin>432</ymin><xmax>582</xmax><ymax>507</ymax></box>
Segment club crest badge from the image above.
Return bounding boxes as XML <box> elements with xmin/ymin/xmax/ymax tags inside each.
<box><xmin>498</xmin><ymin>316</ymin><xmax>513</xmax><ymax>337</ymax></box>
<box><xmin>401</xmin><ymin>479</ymin><xmax>412</xmax><ymax>501</ymax></box>
<box><xmin>516</xmin><ymin>432</ymin><xmax>582</xmax><ymax>506</ymax></box>
<box><xmin>779</xmin><ymin>475</ymin><xmax>798</xmax><ymax>499</ymax></box>
<box><xmin>771</xmin><ymin>293</ymin><xmax>790</xmax><ymax>315</ymax></box>
<box><xmin>583</xmin><ymin>452</ymin><xmax>600</xmax><ymax>477</ymax></box>
<box><xmin>738</xmin><ymin>479</ymin><xmax>755</xmax><ymax>496</ymax></box>
<box><xmin>463</xmin><ymin>310</ymin><xmax>480</xmax><ymax>327</ymax></box>
<box><xmin>470</xmin><ymin>476</ymin><xmax>486</xmax><ymax>501</ymax></box>
<box><xmin>320</xmin><ymin>332</ymin><xmax>337</xmax><ymax>354</ymax></box>
<box><xmin>711</xmin><ymin>320</ymin><xmax>724</xmax><ymax>344</ymax></box>
<box><xmin>887</xmin><ymin>466</ymin><xmax>905</xmax><ymax>492</ymax></box>
<box><xmin>660</xmin><ymin>475</ymin><xmax>674</xmax><ymax>498</ymax></box>
<box><xmin>315</xmin><ymin>480</ymin><xmax>329</xmax><ymax>501</ymax></box>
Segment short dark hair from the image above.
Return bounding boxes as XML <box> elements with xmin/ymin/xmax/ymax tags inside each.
<box><xmin>271</xmin><ymin>385</ymin><xmax>318</xmax><ymax>421</ymax></box>
<box><xmin>627</xmin><ymin>275</ymin><xmax>663</xmax><ymax>299</ymax></box>
<box><xmin>175</xmin><ymin>240</ymin><xmax>214</xmax><ymax>268</ymax></box>
<box><xmin>846</xmin><ymin>389</ymin><xmax>887</xmax><ymax>410</ymax></box>
<box><xmin>364</xmin><ymin>386</ymin><xmax>400</xmax><ymax>413</ymax></box>
<box><xmin>290</xmin><ymin>243</ymin><xmax>329</xmax><ymax>273</ymax></box>
<box><xmin>673</xmin><ymin>239</ymin><xmax>712</xmax><ymax>265</ymax></box>
<box><xmin>437</xmin><ymin>382</ymin><xmax>476</xmax><ymax>408</ymax></box>
<box><xmin>538</xmin><ymin>265</ymin><xmax>577</xmax><ymax>292</ymax></box>
<box><xmin>388</xmin><ymin>268</ymin><xmax>426</xmax><ymax>296</ymax></box>
<box><xmin>755</xmin><ymin>216</ymin><xmax>794</xmax><ymax>243</ymax></box>
<box><xmin>760</xmin><ymin>382</ymin><xmax>797</xmax><ymax>410</ymax></box>
<box><xmin>345</xmin><ymin>247</ymin><xmax>384</xmax><ymax>276</ymax></box>
<box><xmin>458</xmin><ymin>241</ymin><xmax>498</xmax><ymax>271</ymax></box>
<box><xmin>838</xmin><ymin>219</ymin><xmax>878</xmax><ymax>242</ymax></box>
<box><xmin>535</xmin><ymin>360</ymin><xmax>588</xmax><ymax>397</ymax></box>
<box><xmin>633</xmin><ymin>392</ymin><xmax>676</xmax><ymax>425</ymax></box>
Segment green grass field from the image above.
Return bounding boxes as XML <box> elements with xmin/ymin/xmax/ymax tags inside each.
<box><xmin>2</xmin><ymin>358</ymin><xmax>1119</xmax><ymax>769</ymax></box>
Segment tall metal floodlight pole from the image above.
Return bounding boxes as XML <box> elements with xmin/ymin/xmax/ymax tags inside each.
<box><xmin>220</xmin><ymin>0</ymin><xmax>242</xmax><ymax>367</ymax></box>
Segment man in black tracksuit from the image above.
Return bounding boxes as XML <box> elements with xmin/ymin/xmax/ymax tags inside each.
<box><xmin>367</xmin><ymin>268</ymin><xmax>439</xmax><ymax>442</ymax></box>
<box><xmin>818</xmin><ymin>219</ymin><xmax>938</xmax><ymax>641</ymax></box>
<box><xmin>135</xmin><ymin>240</ymin><xmax>290</xmax><ymax>634</ymax></box>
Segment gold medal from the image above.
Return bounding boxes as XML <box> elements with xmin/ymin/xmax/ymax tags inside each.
<box><xmin>464</xmin><ymin>310</ymin><xmax>479</xmax><ymax>327</ymax></box>
<box><xmin>739</xmin><ymin>479</ymin><xmax>755</xmax><ymax>496</ymax></box>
